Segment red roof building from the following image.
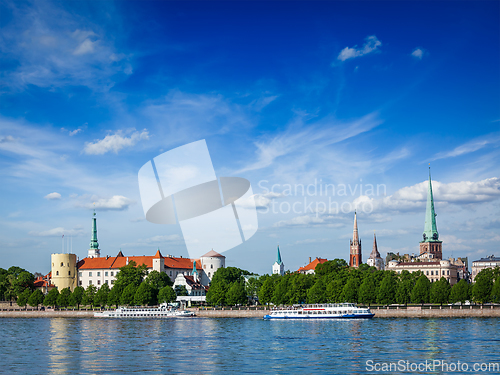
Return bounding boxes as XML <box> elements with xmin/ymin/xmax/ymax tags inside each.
<box><xmin>297</xmin><ymin>257</ymin><xmax>328</xmax><ymax>275</ymax></box>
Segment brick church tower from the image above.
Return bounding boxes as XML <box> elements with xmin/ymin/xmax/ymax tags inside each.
<box><xmin>419</xmin><ymin>167</ymin><xmax>442</xmax><ymax>259</ymax></box>
<box><xmin>349</xmin><ymin>212</ymin><xmax>362</xmax><ymax>268</ymax></box>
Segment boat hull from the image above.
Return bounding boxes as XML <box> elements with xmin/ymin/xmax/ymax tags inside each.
<box><xmin>263</xmin><ymin>313</ymin><xmax>375</xmax><ymax>320</ymax></box>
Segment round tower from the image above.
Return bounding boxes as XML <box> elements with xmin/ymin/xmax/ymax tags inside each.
<box><xmin>51</xmin><ymin>253</ymin><xmax>77</xmax><ymax>291</ymax></box>
<box><xmin>200</xmin><ymin>249</ymin><xmax>225</xmax><ymax>284</ymax></box>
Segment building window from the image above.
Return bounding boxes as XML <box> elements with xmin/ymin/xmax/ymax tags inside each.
<box><xmin>68</xmin><ymin>271</ymin><xmax>71</xmax><ymax>276</ymax></box>
<box><xmin>208</xmin><ymin>272</ymin><xmax>211</xmax><ymax>278</ymax></box>
<box><xmin>105</xmin><ymin>280</ymin><xmax>108</xmax><ymax>284</ymax></box>
<box><xmin>447</xmin><ymin>270</ymin><xmax>450</xmax><ymax>275</ymax></box>
<box><xmin>60</xmin><ymin>262</ymin><xmax>64</xmax><ymax>267</ymax></box>
<box><xmin>170</xmin><ymin>271</ymin><xmax>172</xmax><ymax>276</ymax></box>
<box><xmin>211</xmin><ymin>264</ymin><xmax>213</xmax><ymax>269</ymax></box>
<box><xmin>203</xmin><ymin>264</ymin><xmax>206</xmax><ymax>269</ymax></box>
<box><xmin>97</xmin><ymin>272</ymin><xmax>101</xmax><ymax>277</ymax></box>
<box><xmin>89</xmin><ymin>272</ymin><xmax>92</xmax><ymax>277</ymax></box>
<box><xmin>111</xmin><ymin>272</ymin><xmax>114</xmax><ymax>276</ymax></box>
<box><xmin>431</xmin><ymin>271</ymin><xmax>433</xmax><ymax>275</ymax></box>
<box><xmin>97</xmin><ymin>280</ymin><xmax>101</xmax><ymax>285</ymax></box>
<box><xmin>79</xmin><ymin>281</ymin><xmax>82</xmax><ymax>286</ymax></box>
<box><xmin>105</xmin><ymin>272</ymin><xmax>108</xmax><ymax>277</ymax></box>
<box><xmin>89</xmin><ymin>280</ymin><xmax>93</xmax><ymax>285</ymax></box>
<box><xmin>56</xmin><ymin>271</ymin><xmax>59</xmax><ymax>276</ymax></box>
<box><xmin>426</xmin><ymin>271</ymin><xmax>429</xmax><ymax>275</ymax></box>
<box><xmin>67</xmin><ymin>263</ymin><xmax>70</xmax><ymax>267</ymax></box>
<box><xmin>52</xmin><ymin>263</ymin><xmax>54</xmax><ymax>267</ymax></box>
<box><xmin>78</xmin><ymin>272</ymin><xmax>82</xmax><ymax>277</ymax></box>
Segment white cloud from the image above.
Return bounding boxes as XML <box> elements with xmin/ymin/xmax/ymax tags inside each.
<box><xmin>83</xmin><ymin>129</ymin><xmax>149</xmax><ymax>155</ymax></box>
<box><xmin>411</xmin><ymin>48</ymin><xmax>424</xmax><ymax>60</ymax></box>
<box><xmin>274</xmin><ymin>214</ymin><xmax>344</xmax><ymax>228</ymax></box>
<box><xmin>80</xmin><ymin>195</ymin><xmax>134</xmax><ymax>211</ymax></box>
<box><xmin>0</xmin><ymin>135</ymin><xmax>15</xmax><ymax>143</ymax></box>
<box><xmin>44</xmin><ymin>192</ymin><xmax>61</xmax><ymax>200</ymax></box>
<box><xmin>29</xmin><ymin>227</ymin><xmax>84</xmax><ymax>237</ymax></box>
<box><xmin>69</xmin><ymin>129</ymin><xmax>82</xmax><ymax>136</ymax></box>
<box><xmin>73</xmin><ymin>38</ymin><xmax>96</xmax><ymax>55</ymax></box>
<box><xmin>337</xmin><ymin>36</ymin><xmax>382</xmax><ymax>62</ymax></box>
<box><xmin>430</xmin><ymin>132</ymin><xmax>500</xmax><ymax>161</ymax></box>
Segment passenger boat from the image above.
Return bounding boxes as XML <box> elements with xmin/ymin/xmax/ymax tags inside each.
<box><xmin>263</xmin><ymin>303</ymin><xmax>374</xmax><ymax>320</ymax></box>
<box><xmin>94</xmin><ymin>303</ymin><xmax>195</xmax><ymax>318</ymax></box>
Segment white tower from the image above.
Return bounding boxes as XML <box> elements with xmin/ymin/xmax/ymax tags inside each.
<box><xmin>367</xmin><ymin>233</ymin><xmax>385</xmax><ymax>270</ymax></box>
<box><xmin>272</xmin><ymin>246</ymin><xmax>285</xmax><ymax>276</ymax></box>
<box><xmin>200</xmin><ymin>249</ymin><xmax>225</xmax><ymax>285</ymax></box>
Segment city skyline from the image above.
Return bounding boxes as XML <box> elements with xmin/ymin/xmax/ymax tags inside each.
<box><xmin>0</xmin><ymin>0</ymin><xmax>499</xmax><ymax>275</ymax></box>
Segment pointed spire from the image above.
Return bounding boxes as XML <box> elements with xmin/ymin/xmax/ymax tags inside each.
<box><xmin>423</xmin><ymin>166</ymin><xmax>439</xmax><ymax>242</ymax></box>
<box><xmin>191</xmin><ymin>260</ymin><xmax>198</xmax><ymax>275</ymax></box>
<box><xmin>89</xmin><ymin>209</ymin><xmax>99</xmax><ymax>250</ymax></box>
<box><xmin>275</xmin><ymin>245</ymin><xmax>282</xmax><ymax>265</ymax></box>
<box><xmin>353</xmin><ymin>211</ymin><xmax>359</xmax><ymax>243</ymax></box>
<box><xmin>154</xmin><ymin>248</ymin><xmax>164</xmax><ymax>258</ymax></box>
<box><xmin>369</xmin><ymin>232</ymin><xmax>380</xmax><ymax>259</ymax></box>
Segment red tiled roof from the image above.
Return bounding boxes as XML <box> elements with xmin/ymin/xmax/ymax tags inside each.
<box><xmin>183</xmin><ymin>275</ymin><xmax>207</xmax><ymax>290</ymax></box>
<box><xmin>77</xmin><ymin>252</ymin><xmax>203</xmax><ymax>271</ymax></box>
<box><xmin>297</xmin><ymin>258</ymin><xmax>328</xmax><ymax>272</ymax></box>
<box><xmin>34</xmin><ymin>277</ymin><xmax>54</xmax><ymax>288</ymax></box>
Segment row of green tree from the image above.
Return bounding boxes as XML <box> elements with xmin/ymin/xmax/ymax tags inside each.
<box><xmin>0</xmin><ymin>266</ymin><xmax>36</xmax><ymax>302</ymax></box>
<box><xmin>208</xmin><ymin>260</ymin><xmax>500</xmax><ymax>306</ymax></box>
<box><xmin>10</xmin><ymin>261</ymin><xmax>190</xmax><ymax>309</ymax></box>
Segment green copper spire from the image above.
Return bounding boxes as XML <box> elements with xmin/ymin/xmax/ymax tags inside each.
<box><xmin>275</xmin><ymin>245</ymin><xmax>283</xmax><ymax>265</ymax></box>
<box><xmin>422</xmin><ymin>167</ymin><xmax>439</xmax><ymax>242</ymax></box>
<box><xmin>192</xmin><ymin>260</ymin><xmax>198</xmax><ymax>276</ymax></box>
<box><xmin>89</xmin><ymin>210</ymin><xmax>99</xmax><ymax>249</ymax></box>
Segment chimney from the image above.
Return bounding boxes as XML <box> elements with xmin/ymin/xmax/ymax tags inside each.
<box><xmin>126</xmin><ymin>257</ymin><xmax>129</xmax><ymax>265</ymax></box>
<box><xmin>309</xmin><ymin>257</ymin><xmax>311</xmax><ymax>264</ymax></box>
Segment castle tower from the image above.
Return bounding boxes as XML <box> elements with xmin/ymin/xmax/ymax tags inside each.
<box><xmin>51</xmin><ymin>253</ymin><xmax>77</xmax><ymax>291</ymax></box>
<box><xmin>272</xmin><ymin>245</ymin><xmax>285</xmax><ymax>276</ymax></box>
<box><xmin>200</xmin><ymin>249</ymin><xmax>225</xmax><ymax>285</ymax></box>
<box><xmin>152</xmin><ymin>248</ymin><xmax>164</xmax><ymax>273</ymax></box>
<box><xmin>349</xmin><ymin>212</ymin><xmax>362</xmax><ymax>267</ymax></box>
<box><xmin>367</xmin><ymin>233</ymin><xmax>384</xmax><ymax>270</ymax></box>
<box><xmin>419</xmin><ymin>167</ymin><xmax>442</xmax><ymax>259</ymax></box>
<box><xmin>88</xmin><ymin>210</ymin><xmax>100</xmax><ymax>258</ymax></box>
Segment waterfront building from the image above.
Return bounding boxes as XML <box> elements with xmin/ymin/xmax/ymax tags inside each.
<box><xmin>272</xmin><ymin>246</ymin><xmax>285</xmax><ymax>276</ymax></box>
<box><xmin>173</xmin><ymin>261</ymin><xmax>207</xmax><ymax>305</ymax></box>
<box><xmin>419</xmin><ymin>168</ymin><xmax>442</xmax><ymax>260</ymax></box>
<box><xmin>34</xmin><ymin>272</ymin><xmax>55</xmax><ymax>294</ymax></box>
<box><xmin>297</xmin><ymin>257</ymin><xmax>328</xmax><ymax>275</ymax></box>
<box><xmin>386</xmin><ymin>259</ymin><xmax>458</xmax><ymax>285</ymax></box>
<box><xmin>349</xmin><ymin>212</ymin><xmax>362</xmax><ymax>268</ymax></box>
<box><xmin>367</xmin><ymin>233</ymin><xmax>384</xmax><ymax>270</ymax></box>
<box><xmin>471</xmin><ymin>255</ymin><xmax>500</xmax><ymax>282</ymax></box>
<box><xmin>71</xmin><ymin>212</ymin><xmax>225</xmax><ymax>289</ymax></box>
<box><xmin>51</xmin><ymin>253</ymin><xmax>77</xmax><ymax>291</ymax></box>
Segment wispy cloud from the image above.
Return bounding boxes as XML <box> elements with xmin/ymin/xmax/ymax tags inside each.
<box><xmin>430</xmin><ymin>132</ymin><xmax>500</xmax><ymax>161</ymax></box>
<box><xmin>29</xmin><ymin>226</ymin><xmax>84</xmax><ymax>237</ymax></box>
<box><xmin>77</xmin><ymin>195</ymin><xmax>134</xmax><ymax>211</ymax></box>
<box><xmin>238</xmin><ymin>112</ymin><xmax>383</xmax><ymax>173</ymax></box>
<box><xmin>337</xmin><ymin>36</ymin><xmax>382</xmax><ymax>62</ymax></box>
<box><xmin>83</xmin><ymin>129</ymin><xmax>149</xmax><ymax>155</ymax></box>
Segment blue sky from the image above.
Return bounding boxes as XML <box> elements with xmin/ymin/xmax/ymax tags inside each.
<box><xmin>1</xmin><ymin>0</ymin><xmax>499</xmax><ymax>275</ymax></box>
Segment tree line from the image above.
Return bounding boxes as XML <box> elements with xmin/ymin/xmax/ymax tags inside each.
<box><xmin>2</xmin><ymin>262</ymin><xmax>189</xmax><ymax>309</ymax></box>
<box><xmin>208</xmin><ymin>260</ymin><xmax>500</xmax><ymax>306</ymax></box>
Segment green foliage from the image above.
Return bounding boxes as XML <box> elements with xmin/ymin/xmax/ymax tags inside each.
<box><xmin>16</xmin><ymin>288</ymin><xmax>31</xmax><ymax>307</ymax></box>
<box><xmin>158</xmin><ymin>286</ymin><xmax>177</xmax><ymax>304</ymax></box>
<box><xmin>326</xmin><ymin>279</ymin><xmax>344</xmax><ymax>303</ymax></box>
<box><xmin>307</xmin><ymin>278</ymin><xmax>326</xmax><ymax>304</ymax></box>
<box><xmin>43</xmin><ymin>288</ymin><xmax>60</xmax><ymax>307</ymax></box>
<box><xmin>377</xmin><ymin>273</ymin><xmax>397</xmax><ymax>305</ymax></box>
<box><xmin>175</xmin><ymin>285</ymin><xmax>188</xmax><ymax>296</ymax></box>
<box><xmin>134</xmin><ymin>282</ymin><xmax>156</xmax><ymax>306</ymax></box>
<box><xmin>113</xmin><ymin>261</ymin><xmax>148</xmax><ymax>294</ymax></box>
<box><xmin>82</xmin><ymin>284</ymin><xmax>97</xmax><ymax>307</ymax></box>
<box><xmin>120</xmin><ymin>284</ymin><xmax>137</xmax><ymax>306</ymax></box>
<box><xmin>449</xmin><ymin>279</ymin><xmax>470</xmax><ymax>303</ymax></box>
<box><xmin>430</xmin><ymin>277</ymin><xmax>451</xmax><ymax>304</ymax></box>
<box><xmin>315</xmin><ymin>259</ymin><xmax>348</xmax><ymax>277</ymax></box>
<box><xmin>69</xmin><ymin>286</ymin><xmax>85</xmax><ymax>308</ymax></box>
<box><xmin>57</xmin><ymin>288</ymin><xmax>72</xmax><ymax>307</ymax></box>
<box><xmin>245</xmin><ymin>276</ymin><xmax>262</xmax><ymax>300</ymax></box>
<box><xmin>491</xmin><ymin>276</ymin><xmax>500</xmax><ymax>303</ymax></box>
<box><xmin>342</xmin><ymin>277</ymin><xmax>360</xmax><ymax>303</ymax></box>
<box><xmin>206</xmin><ymin>267</ymin><xmax>246</xmax><ymax>306</ymax></box>
<box><xmin>395</xmin><ymin>279</ymin><xmax>413</xmax><ymax>305</ymax></box>
<box><xmin>107</xmin><ymin>286</ymin><xmax>121</xmax><ymax>308</ymax></box>
<box><xmin>411</xmin><ymin>275</ymin><xmax>431</xmax><ymax>304</ymax></box>
<box><xmin>358</xmin><ymin>276</ymin><xmax>377</xmax><ymax>305</ymax></box>
<box><xmin>257</xmin><ymin>275</ymin><xmax>278</xmax><ymax>304</ymax></box>
<box><xmin>145</xmin><ymin>270</ymin><xmax>172</xmax><ymax>289</ymax></box>
<box><xmin>473</xmin><ymin>269</ymin><xmax>493</xmax><ymax>303</ymax></box>
<box><xmin>95</xmin><ymin>284</ymin><xmax>110</xmax><ymax>307</ymax></box>
<box><xmin>226</xmin><ymin>282</ymin><xmax>248</xmax><ymax>305</ymax></box>
<box><xmin>28</xmin><ymin>289</ymin><xmax>44</xmax><ymax>308</ymax></box>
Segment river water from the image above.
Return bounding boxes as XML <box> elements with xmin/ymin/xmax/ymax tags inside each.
<box><xmin>1</xmin><ymin>317</ymin><xmax>499</xmax><ymax>374</ymax></box>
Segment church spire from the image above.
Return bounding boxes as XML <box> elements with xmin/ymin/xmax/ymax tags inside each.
<box><xmin>88</xmin><ymin>210</ymin><xmax>100</xmax><ymax>258</ymax></box>
<box><xmin>353</xmin><ymin>211</ymin><xmax>359</xmax><ymax>244</ymax></box>
<box><xmin>423</xmin><ymin>166</ymin><xmax>439</xmax><ymax>242</ymax></box>
<box><xmin>349</xmin><ymin>211</ymin><xmax>362</xmax><ymax>268</ymax></box>
<box><xmin>275</xmin><ymin>245</ymin><xmax>283</xmax><ymax>265</ymax></box>
<box><xmin>370</xmin><ymin>232</ymin><xmax>380</xmax><ymax>258</ymax></box>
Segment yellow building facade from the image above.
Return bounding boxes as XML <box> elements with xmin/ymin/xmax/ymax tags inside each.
<box><xmin>51</xmin><ymin>253</ymin><xmax>78</xmax><ymax>291</ymax></box>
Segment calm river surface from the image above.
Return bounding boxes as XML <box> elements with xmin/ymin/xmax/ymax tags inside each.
<box><xmin>1</xmin><ymin>317</ymin><xmax>499</xmax><ymax>374</ymax></box>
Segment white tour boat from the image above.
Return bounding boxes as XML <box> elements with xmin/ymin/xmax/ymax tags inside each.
<box><xmin>94</xmin><ymin>303</ymin><xmax>195</xmax><ymax>318</ymax></box>
<box><xmin>263</xmin><ymin>303</ymin><xmax>374</xmax><ymax>320</ymax></box>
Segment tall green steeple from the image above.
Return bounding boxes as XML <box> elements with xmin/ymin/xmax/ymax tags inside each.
<box><xmin>275</xmin><ymin>245</ymin><xmax>283</xmax><ymax>265</ymax></box>
<box><xmin>89</xmin><ymin>210</ymin><xmax>99</xmax><ymax>250</ymax></box>
<box><xmin>422</xmin><ymin>167</ymin><xmax>439</xmax><ymax>242</ymax></box>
